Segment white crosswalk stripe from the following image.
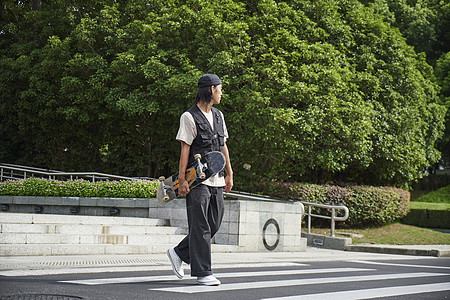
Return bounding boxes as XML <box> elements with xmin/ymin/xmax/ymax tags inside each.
<box><xmin>349</xmin><ymin>260</ymin><xmax>450</xmax><ymax>270</ymax></box>
<box><xmin>0</xmin><ymin>262</ymin><xmax>304</xmax><ymax>277</ymax></box>
<box><xmin>261</xmin><ymin>282</ymin><xmax>450</xmax><ymax>300</ymax></box>
<box><xmin>60</xmin><ymin>267</ymin><xmax>372</xmax><ymax>285</ymax></box>
<box><xmin>149</xmin><ymin>272</ymin><xmax>449</xmax><ymax>294</ymax></box>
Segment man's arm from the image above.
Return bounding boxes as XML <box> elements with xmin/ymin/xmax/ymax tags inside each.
<box><xmin>223</xmin><ymin>143</ymin><xmax>233</xmax><ymax>193</ymax></box>
<box><xmin>178</xmin><ymin>141</ymin><xmax>191</xmax><ymax>196</ymax></box>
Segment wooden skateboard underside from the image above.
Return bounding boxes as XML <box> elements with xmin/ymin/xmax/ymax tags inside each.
<box><xmin>157</xmin><ymin>151</ymin><xmax>225</xmax><ymax>205</ymax></box>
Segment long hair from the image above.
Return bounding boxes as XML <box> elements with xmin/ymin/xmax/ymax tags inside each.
<box><xmin>195</xmin><ymin>85</ymin><xmax>217</xmax><ymax>104</ymax></box>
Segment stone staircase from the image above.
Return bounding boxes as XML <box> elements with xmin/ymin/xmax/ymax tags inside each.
<box><xmin>0</xmin><ymin>213</ymin><xmax>191</xmax><ymax>256</ymax></box>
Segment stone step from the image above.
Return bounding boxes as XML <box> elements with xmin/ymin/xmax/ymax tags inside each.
<box><xmin>0</xmin><ymin>233</ymin><xmax>187</xmax><ymax>245</ymax></box>
<box><xmin>0</xmin><ymin>213</ymin><xmax>168</xmax><ymax>226</ymax></box>
<box><xmin>0</xmin><ymin>213</ymin><xmax>241</xmax><ymax>256</ymax></box>
<box><xmin>0</xmin><ymin>244</ymin><xmax>159</xmax><ymax>256</ymax></box>
<box><xmin>0</xmin><ymin>243</ymin><xmax>239</xmax><ymax>256</ymax></box>
<box><xmin>0</xmin><ymin>212</ymin><xmax>192</xmax><ymax>255</ymax></box>
<box><xmin>1</xmin><ymin>223</ymin><xmax>186</xmax><ymax>235</ymax></box>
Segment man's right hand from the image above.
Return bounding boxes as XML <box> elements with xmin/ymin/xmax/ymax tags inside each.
<box><xmin>178</xmin><ymin>179</ymin><xmax>190</xmax><ymax>196</ymax></box>
<box><xmin>178</xmin><ymin>141</ymin><xmax>191</xmax><ymax>197</ymax></box>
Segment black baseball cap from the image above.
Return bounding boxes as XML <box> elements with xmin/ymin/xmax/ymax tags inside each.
<box><xmin>198</xmin><ymin>74</ymin><xmax>222</xmax><ymax>88</ymax></box>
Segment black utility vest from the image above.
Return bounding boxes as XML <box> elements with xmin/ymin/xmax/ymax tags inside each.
<box><xmin>187</xmin><ymin>105</ymin><xmax>225</xmax><ymax>176</ymax></box>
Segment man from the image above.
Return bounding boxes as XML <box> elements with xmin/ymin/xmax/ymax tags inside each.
<box><xmin>167</xmin><ymin>74</ymin><xmax>233</xmax><ymax>286</ymax></box>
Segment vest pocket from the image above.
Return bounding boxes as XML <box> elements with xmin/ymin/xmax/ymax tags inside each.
<box><xmin>218</xmin><ymin>132</ymin><xmax>225</xmax><ymax>147</ymax></box>
<box><xmin>199</xmin><ymin>132</ymin><xmax>213</xmax><ymax>148</ymax></box>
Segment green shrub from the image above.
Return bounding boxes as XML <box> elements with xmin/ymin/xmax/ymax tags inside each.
<box><xmin>262</xmin><ymin>182</ymin><xmax>410</xmax><ymax>227</ymax></box>
<box><xmin>0</xmin><ymin>178</ymin><xmax>159</xmax><ymax>198</ymax></box>
<box><xmin>403</xmin><ymin>209</ymin><xmax>450</xmax><ymax>229</ymax></box>
<box><xmin>415</xmin><ymin>185</ymin><xmax>450</xmax><ymax>203</ymax></box>
<box><xmin>404</xmin><ymin>186</ymin><xmax>450</xmax><ymax>229</ymax></box>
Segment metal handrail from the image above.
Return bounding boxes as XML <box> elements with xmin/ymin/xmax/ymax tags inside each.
<box><xmin>1</xmin><ymin>163</ymin><xmax>349</xmax><ymax>236</ymax></box>
<box><xmin>302</xmin><ymin>201</ymin><xmax>349</xmax><ymax>237</ymax></box>
<box><xmin>226</xmin><ymin>191</ymin><xmax>349</xmax><ymax>237</ymax></box>
<box><xmin>0</xmin><ymin>165</ymin><xmax>144</xmax><ymax>182</ymax></box>
<box><xmin>225</xmin><ymin>191</ymin><xmax>286</xmax><ymax>202</ymax></box>
<box><xmin>0</xmin><ymin>163</ymin><xmax>64</xmax><ymax>173</ymax></box>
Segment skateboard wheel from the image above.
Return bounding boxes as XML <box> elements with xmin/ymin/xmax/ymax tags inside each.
<box><xmin>194</xmin><ymin>154</ymin><xmax>202</xmax><ymax>160</ymax></box>
<box><xmin>163</xmin><ymin>195</ymin><xmax>169</xmax><ymax>201</ymax></box>
<box><xmin>159</xmin><ymin>176</ymin><xmax>165</xmax><ymax>182</ymax></box>
<box><xmin>199</xmin><ymin>172</ymin><xmax>206</xmax><ymax>179</ymax></box>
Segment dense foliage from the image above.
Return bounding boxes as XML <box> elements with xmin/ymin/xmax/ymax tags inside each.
<box><xmin>262</xmin><ymin>181</ymin><xmax>410</xmax><ymax>226</ymax></box>
<box><xmin>0</xmin><ymin>178</ymin><xmax>159</xmax><ymax>198</ymax></box>
<box><xmin>362</xmin><ymin>0</ymin><xmax>450</xmax><ymax>179</ymax></box>
<box><xmin>0</xmin><ymin>0</ymin><xmax>447</xmax><ymax>189</ymax></box>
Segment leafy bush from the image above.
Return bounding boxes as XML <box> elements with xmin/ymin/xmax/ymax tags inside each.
<box><xmin>0</xmin><ymin>178</ymin><xmax>159</xmax><ymax>198</ymax></box>
<box><xmin>415</xmin><ymin>185</ymin><xmax>450</xmax><ymax>204</ymax></box>
<box><xmin>262</xmin><ymin>182</ymin><xmax>410</xmax><ymax>227</ymax></box>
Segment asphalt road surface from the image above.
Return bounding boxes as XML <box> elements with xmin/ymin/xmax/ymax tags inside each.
<box><xmin>1</xmin><ymin>258</ymin><xmax>449</xmax><ymax>299</ymax></box>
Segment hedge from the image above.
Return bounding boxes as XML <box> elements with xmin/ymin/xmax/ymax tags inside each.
<box><xmin>261</xmin><ymin>182</ymin><xmax>410</xmax><ymax>227</ymax></box>
<box><xmin>0</xmin><ymin>178</ymin><xmax>410</xmax><ymax>227</ymax></box>
<box><xmin>402</xmin><ymin>209</ymin><xmax>450</xmax><ymax>229</ymax></box>
<box><xmin>0</xmin><ymin>178</ymin><xmax>159</xmax><ymax>198</ymax></box>
<box><xmin>402</xmin><ymin>184</ymin><xmax>450</xmax><ymax>229</ymax></box>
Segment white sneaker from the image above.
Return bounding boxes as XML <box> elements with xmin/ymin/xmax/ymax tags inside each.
<box><xmin>197</xmin><ymin>275</ymin><xmax>221</xmax><ymax>286</ymax></box>
<box><xmin>167</xmin><ymin>248</ymin><xmax>184</xmax><ymax>279</ymax></box>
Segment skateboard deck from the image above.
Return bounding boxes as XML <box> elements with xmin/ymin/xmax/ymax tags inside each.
<box><xmin>157</xmin><ymin>151</ymin><xmax>226</xmax><ymax>205</ymax></box>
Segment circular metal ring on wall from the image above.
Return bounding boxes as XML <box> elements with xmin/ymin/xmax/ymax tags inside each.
<box><xmin>262</xmin><ymin>218</ymin><xmax>280</xmax><ymax>251</ymax></box>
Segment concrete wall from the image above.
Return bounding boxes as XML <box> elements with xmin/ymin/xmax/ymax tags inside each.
<box><xmin>149</xmin><ymin>198</ymin><xmax>306</xmax><ymax>252</ymax></box>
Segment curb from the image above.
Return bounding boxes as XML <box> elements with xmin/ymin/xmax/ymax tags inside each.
<box><xmin>345</xmin><ymin>245</ymin><xmax>450</xmax><ymax>257</ymax></box>
<box><xmin>301</xmin><ymin>233</ymin><xmax>351</xmax><ymax>251</ymax></box>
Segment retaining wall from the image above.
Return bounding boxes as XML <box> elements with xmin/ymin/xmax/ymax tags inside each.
<box><xmin>0</xmin><ymin>196</ymin><xmax>306</xmax><ymax>253</ymax></box>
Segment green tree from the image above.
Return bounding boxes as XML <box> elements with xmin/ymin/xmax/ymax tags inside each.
<box><xmin>361</xmin><ymin>0</ymin><xmax>450</xmax><ymax>166</ymax></box>
<box><xmin>0</xmin><ymin>0</ymin><xmax>445</xmax><ymax>189</ymax></box>
<box><xmin>434</xmin><ymin>52</ymin><xmax>450</xmax><ymax>166</ymax></box>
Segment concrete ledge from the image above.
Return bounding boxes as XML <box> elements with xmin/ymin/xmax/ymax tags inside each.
<box><xmin>345</xmin><ymin>244</ymin><xmax>450</xmax><ymax>257</ymax></box>
<box><xmin>301</xmin><ymin>232</ymin><xmax>352</xmax><ymax>250</ymax></box>
<box><xmin>0</xmin><ymin>196</ymin><xmax>151</xmax><ymax>218</ymax></box>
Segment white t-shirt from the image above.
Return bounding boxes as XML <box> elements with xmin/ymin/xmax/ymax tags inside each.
<box><xmin>176</xmin><ymin>108</ymin><xmax>228</xmax><ymax>187</ymax></box>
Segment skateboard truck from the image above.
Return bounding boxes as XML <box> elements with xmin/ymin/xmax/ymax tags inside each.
<box><xmin>158</xmin><ymin>176</ymin><xmax>170</xmax><ymax>202</ymax></box>
<box><xmin>194</xmin><ymin>154</ymin><xmax>206</xmax><ymax>179</ymax></box>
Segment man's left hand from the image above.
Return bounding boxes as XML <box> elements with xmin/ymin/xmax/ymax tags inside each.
<box><xmin>224</xmin><ymin>175</ymin><xmax>233</xmax><ymax>193</ymax></box>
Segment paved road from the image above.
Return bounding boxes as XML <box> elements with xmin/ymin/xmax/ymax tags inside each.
<box><xmin>1</xmin><ymin>255</ymin><xmax>449</xmax><ymax>299</ymax></box>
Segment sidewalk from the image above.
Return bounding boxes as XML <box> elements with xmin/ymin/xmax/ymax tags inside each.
<box><xmin>0</xmin><ymin>245</ymin><xmax>448</xmax><ymax>276</ymax></box>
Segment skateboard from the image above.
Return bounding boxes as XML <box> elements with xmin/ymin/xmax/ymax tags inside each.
<box><xmin>157</xmin><ymin>151</ymin><xmax>226</xmax><ymax>205</ymax></box>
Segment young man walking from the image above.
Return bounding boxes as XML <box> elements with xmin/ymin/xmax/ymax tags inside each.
<box><xmin>167</xmin><ymin>74</ymin><xmax>233</xmax><ymax>286</ymax></box>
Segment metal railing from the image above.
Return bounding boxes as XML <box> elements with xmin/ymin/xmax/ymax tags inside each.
<box><xmin>226</xmin><ymin>191</ymin><xmax>349</xmax><ymax>237</ymax></box>
<box><xmin>302</xmin><ymin>201</ymin><xmax>349</xmax><ymax>237</ymax></box>
<box><xmin>1</xmin><ymin>163</ymin><xmax>350</xmax><ymax>236</ymax></box>
<box><xmin>0</xmin><ymin>164</ymin><xmax>147</xmax><ymax>182</ymax></box>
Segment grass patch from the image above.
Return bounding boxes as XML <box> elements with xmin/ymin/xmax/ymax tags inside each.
<box><xmin>410</xmin><ymin>202</ymin><xmax>450</xmax><ymax>210</ymax></box>
<box><xmin>414</xmin><ymin>185</ymin><xmax>450</xmax><ymax>203</ymax></box>
<box><xmin>303</xmin><ymin>223</ymin><xmax>450</xmax><ymax>245</ymax></box>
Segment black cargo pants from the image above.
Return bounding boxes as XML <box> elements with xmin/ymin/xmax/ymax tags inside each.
<box><xmin>174</xmin><ymin>184</ymin><xmax>224</xmax><ymax>277</ymax></box>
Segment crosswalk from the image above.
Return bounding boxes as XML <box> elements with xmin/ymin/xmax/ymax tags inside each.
<box><xmin>56</xmin><ymin>261</ymin><xmax>450</xmax><ymax>299</ymax></box>
<box><xmin>60</xmin><ymin>267</ymin><xmax>373</xmax><ymax>285</ymax></box>
<box><xmin>150</xmin><ymin>272</ymin><xmax>447</xmax><ymax>294</ymax></box>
